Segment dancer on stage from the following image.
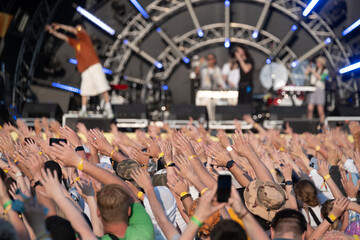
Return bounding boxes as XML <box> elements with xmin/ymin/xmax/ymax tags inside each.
<box><xmin>305</xmin><ymin>56</ymin><xmax>328</xmax><ymax>124</ymax></box>
<box><xmin>45</xmin><ymin>23</ymin><xmax>114</xmax><ymax>118</ymax></box>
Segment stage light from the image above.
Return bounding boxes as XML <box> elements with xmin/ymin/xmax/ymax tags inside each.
<box><xmin>324</xmin><ymin>37</ymin><xmax>331</xmax><ymax>44</ymax></box>
<box><xmin>52</xmin><ymin>82</ymin><xmax>81</xmax><ymax>93</ymax></box>
<box><xmin>271</xmin><ymin>25</ymin><xmax>298</xmax><ymax>58</ymax></box>
<box><xmin>224</xmin><ymin>38</ymin><xmax>231</xmax><ymax>48</ymax></box>
<box><xmin>302</xmin><ymin>0</ymin><xmax>320</xmax><ymax>17</ymax></box>
<box><xmin>182</xmin><ymin>57</ymin><xmax>190</xmax><ymax>64</ymax></box>
<box><xmin>291</xmin><ymin>60</ymin><xmax>298</xmax><ymax>68</ymax></box>
<box><xmin>155</xmin><ymin>61</ymin><xmax>163</xmax><ymax>69</ymax></box>
<box><xmin>68</xmin><ymin>58</ymin><xmax>112</xmax><ymax>75</ymax></box>
<box><xmin>162</xmin><ymin>85</ymin><xmax>169</xmax><ymax>90</ymax></box>
<box><xmin>291</xmin><ymin>25</ymin><xmax>298</xmax><ymax>31</ymax></box>
<box><xmin>266</xmin><ymin>58</ymin><xmax>271</xmax><ymax>64</ymax></box>
<box><xmin>76</xmin><ymin>6</ymin><xmax>115</xmax><ymax>35</ymax></box>
<box><xmin>342</xmin><ymin>18</ymin><xmax>360</xmax><ymax>36</ymax></box>
<box><xmin>224</xmin><ymin>0</ymin><xmax>230</xmax><ymax>7</ymax></box>
<box><xmin>129</xmin><ymin>0</ymin><xmax>149</xmax><ymax>19</ymax></box>
<box><xmin>197</xmin><ymin>28</ymin><xmax>204</xmax><ymax>38</ymax></box>
<box><xmin>123</xmin><ymin>39</ymin><xmax>129</xmax><ymax>45</ymax></box>
<box><xmin>252</xmin><ymin>30</ymin><xmax>259</xmax><ymax>39</ymax></box>
<box><xmin>156</xmin><ymin>28</ymin><xmax>161</xmax><ymax>32</ymax></box>
<box><xmin>339</xmin><ymin>61</ymin><xmax>360</xmax><ymax>74</ymax></box>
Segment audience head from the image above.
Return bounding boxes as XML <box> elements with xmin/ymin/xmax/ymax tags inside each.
<box><xmin>0</xmin><ymin>218</ymin><xmax>18</xmax><ymax>240</ymax></box>
<box><xmin>271</xmin><ymin>209</ymin><xmax>307</xmax><ymax>240</ymax></box>
<box><xmin>294</xmin><ymin>179</ymin><xmax>319</xmax><ymax>207</ymax></box>
<box><xmin>321</xmin><ymin>199</ymin><xmax>340</xmax><ymax>230</ymax></box>
<box><xmin>206</xmin><ymin>54</ymin><xmax>217</xmax><ymax>67</ymax></box>
<box><xmin>210</xmin><ymin>220</ymin><xmax>247</xmax><ymax>240</ymax></box>
<box><xmin>96</xmin><ymin>184</ymin><xmax>131</xmax><ymax>224</ymax></box>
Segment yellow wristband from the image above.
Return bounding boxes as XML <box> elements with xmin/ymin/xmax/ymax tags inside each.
<box><xmin>158</xmin><ymin>152</ymin><xmax>164</xmax><ymax>158</ymax></box>
<box><xmin>270</xmin><ymin>169</ymin><xmax>277</xmax><ymax>173</ymax></box>
<box><xmin>188</xmin><ymin>155</ymin><xmax>197</xmax><ymax>161</ymax></box>
<box><xmin>166</xmin><ymin>162</ymin><xmax>174</xmax><ymax>167</ymax></box>
<box><xmin>196</xmin><ymin>137</ymin><xmax>202</xmax><ymax>143</ymax></box>
<box><xmin>254</xmin><ymin>123</ymin><xmax>259</xmax><ymax>128</ymax></box>
<box><xmin>316</xmin><ymin>145</ymin><xmax>321</xmax><ymax>152</ymax></box>
<box><xmin>200</xmin><ymin>187</ymin><xmax>209</xmax><ymax>196</ymax></box>
<box><xmin>77</xmin><ymin>158</ymin><xmax>84</xmax><ymax>171</ymax></box>
<box><xmin>328</xmin><ymin>213</ymin><xmax>337</xmax><ymax>222</ymax></box>
<box><xmin>323</xmin><ymin>174</ymin><xmax>330</xmax><ymax>181</ymax></box>
<box><xmin>3</xmin><ymin>169</ymin><xmax>8</xmax><ymax>173</ymax></box>
<box><xmin>74</xmin><ymin>177</ymin><xmax>80</xmax><ymax>182</ymax></box>
<box><xmin>180</xmin><ymin>191</ymin><xmax>189</xmax><ymax>198</ymax></box>
<box><xmin>110</xmin><ymin>149</ymin><xmax>116</xmax><ymax>159</ymax></box>
<box><xmin>280</xmin><ymin>146</ymin><xmax>285</xmax><ymax>152</ymax></box>
<box><xmin>137</xmin><ymin>191</ymin><xmax>144</xmax><ymax>199</ymax></box>
<box><xmin>38</xmin><ymin>151</ymin><xmax>43</xmax><ymax>155</ymax></box>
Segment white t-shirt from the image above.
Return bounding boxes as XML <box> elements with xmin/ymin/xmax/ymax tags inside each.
<box><xmin>222</xmin><ymin>62</ymin><xmax>240</xmax><ymax>89</ymax></box>
<box><xmin>200</xmin><ymin>66</ymin><xmax>225</xmax><ymax>89</ymax></box>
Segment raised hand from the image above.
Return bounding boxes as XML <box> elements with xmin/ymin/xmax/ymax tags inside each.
<box><xmin>131</xmin><ymin>167</ymin><xmax>153</xmax><ymax>192</ymax></box>
<box><xmin>173</xmin><ymin>154</ymin><xmax>196</xmax><ymax>180</ymax></box>
<box><xmin>88</xmin><ymin>129</ymin><xmax>113</xmax><ymax>156</ymax></box>
<box><xmin>317</xmin><ymin>158</ymin><xmax>330</xmax><ymax>178</ymax></box>
<box><xmin>59</xmin><ymin>125</ymin><xmax>81</xmax><ymax>147</ymax></box>
<box><xmin>231</xmin><ymin>130</ymin><xmax>255</xmax><ymax>157</ymax></box>
<box><xmin>205</xmin><ymin>142</ymin><xmax>231</xmax><ymax>167</ymax></box>
<box><xmin>280</xmin><ymin>163</ymin><xmax>292</xmax><ymax>181</ymax></box>
<box><xmin>144</xmin><ymin>138</ymin><xmax>161</xmax><ymax>158</ymax></box>
<box><xmin>129</xmin><ymin>147</ymin><xmax>149</xmax><ymax>165</ymax></box>
<box><xmin>50</xmin><ymin>142</ymin><xmax>82</xmax><ymax>168</ymax></box>
<box><xmin>166</xmin><ymin>173</ymin><xmax>189</xmax><ymax>197</ymax></box>
<box><xmin>217</xmin><ymin>129</ymin><xmax>231</xmax><ymax>149</ymax></box>
<box><xmin>75</xmin><ymin>179</ymin><xmax>95</xmax><ymax>202</ymax></box>
<box><xmin>39</xmin><ymin>168</ymin><xmax>64</xmax><ymax>200</ymax></box>
<box><xmin>228</xmin><ymin>186</ymin><xmax>247</xmax><ymax>217</ymax></box>
<box><xmin>331</xmin><ymin>197</ymin><xmax>350</xmax><ymax>218</ymax></box>
<box><xmin>327</xmin><ymin>148</ymin><xmax>341</xmax><ymax>166</ymax></box>
<box><xmin>172</xmin><ymin>132</ymin><xmax>195</xmax><ymax>157</ymax></box>
<box><xmin>341</xmin><ymin>170</ymin><xmax>360</xmax><ymax>198</ymax></box>
<box><xmin>157</xmin><ymin>138</ymin><xmax>172</xmax><ymax>164</ymax></box>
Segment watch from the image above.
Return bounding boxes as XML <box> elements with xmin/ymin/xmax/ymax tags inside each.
<box><xmin>285</xmin><ymin>181</ymin><xmax>293</xmax><ymax>186</ymax></box>
<box><xmin>33</xmin><ymin>180</ymin><xmax>42</xmax><ymax>189</ymax></box>
<box><xmin>226</xmin><ymin>160</ymin><xmax>235</xmax><ymax>170</ymax></box>
<box><xmin>226</xmin><ymin>146</ymin><xmax>233</xmax><ymax>152</ymax></box>
<box><xmin>75</xmin><ymin>146</ymin><xmax>85</xmax><ymax>152</ymax></box>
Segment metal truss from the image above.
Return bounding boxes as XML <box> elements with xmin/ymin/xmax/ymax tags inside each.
<box><xmin>12</xmin><ymin>0</ymin><xmax>62</xmax><ymax>112</ymax></box>
<box><xmin>104</xmin><ymin>0</ymin><xmax>353</xmax><ymax>103</ymax></box>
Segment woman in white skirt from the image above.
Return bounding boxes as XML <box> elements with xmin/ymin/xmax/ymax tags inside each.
<box><xmin>305</xmin><ymin>56</ymin><xmax>329</xmax><ymax>124</ymax></box>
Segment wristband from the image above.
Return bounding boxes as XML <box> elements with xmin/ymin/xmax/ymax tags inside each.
<box><xmin>270</xmin><ymin>169</ymin><xmax>277</xmax><ymax>173</ymax></box>
<box><xmin>328</xmin><ymin>213</ymin><xmax>337</xmax><ymax>222</ymax></box>
<box><xmin>110</xmin><ymin>149</ymin><xmax>117</xmax><ymax>159</ymax></box>
<box><xmin>137</xmin><ymin>192</ymin><xmax>144</xmax><ymax>199</ymax></box>
<box><xmin>3</xmin><ymin>200</ymin><xmax>12</xmax><ymax>210</ymax></box>
<box><xmin>349</xmin><ymin>197</ymin><xmax>357</xmax><ymax>202</ymax></box>
<box><xmin>226</xmin><ymin>160</ymin><xmax>235</xmax><ymax>170</ymax></box>
<box><xmin>14</xmin><ymin>159</ymin><xmax>18</xmax><ymax>164</ymax></box>
<box><xmin>180</xmin><ymin>191</ymin><xmax>190</xmax><ymax>198</ymax></box>
<box><xmin>166</xmin><ymin>162</ymin><xmax>175</xmax><ymax>167</ymax></box>
<box><xmin>323</xmin><ymin>174</ymin><xmax>331</xmax><ymax>181</ymax></box>
<box><xmin>3</xmin><ymin>169</ymin><xmax>8</xmax><ymax>173</ymax></box>
<box><xmin>226</xmin><ymin>146</ymin><xmax>233</xmax><ymax>152</ymax></box>
<box><xmin>38</xmin><ymin>151</ymin><xmax>43</xmax><ymax>155</ymax></box>
<box><xmin>280</xmin><ymin>146</ymin><xmax>285</xmax><ymax>152</ymax></box>
<box><xmin>188</xmin><ymin>155</ymin><xmax>197</xmax><ymax>161</ymax></box>
<box><xmin>285</xmin><ymin>181</ymin><xmax>293</xmax><ymax>186</ymax></box>
<box><xmin>196</xmin><ymin>137</ymin><xmax>202</xmax><ymax>143</ymax></box>
<box><xmin>253</xmin><ymin>123</ymin><xmax>259</xmax><ymax>128</ymax></box>
<box><xmin>75</xmin><ymin>146</ymin><xmax>84</xmax><ymax>152</ymax></box>
<box><xmin>180</xmin><ymin>193</ymin><xmax>191</xmax><ymax>201</ymax></box>
<box><xmin>15</xmin><ymin>172</ymin><xmax>23</xmax><ymax>178</ymax></box>
<box><xmin>316</xmin><ymin>145</ymin><xmax>321</xmax><ymax>152</ymax></box>
<box><xmin>33</xmin><ymin>180</ymin><xmax>42</xmax><ymax>189</ymax></box>
<box><xmin>158</xmin><ymin>152</ymin><xmax>164</xmax><ymax>159</ymax></box>
<box><xmin>77</xmin><ymin>158</ymin><xmax>84</xmax><ymax>171</ymax></box>
<box><xmin>190</xmin><ymin>215</ymin><xmax>203</xmax><ymax>227</ymax></box>
<box><xmin>325</xmin><ymin>216</ymin><xmax>334</xmax><ymax>224</ymax></box>
<box><xmin>200</xmin><ymin>187</ymin><xmax>209</xmax><ymax>196</ymax></box>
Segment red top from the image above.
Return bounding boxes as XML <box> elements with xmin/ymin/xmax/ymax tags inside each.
<box><xmin>68</xmin><ymin>30</ymin><xmax>99</xmax><ymax>73</ymax></box>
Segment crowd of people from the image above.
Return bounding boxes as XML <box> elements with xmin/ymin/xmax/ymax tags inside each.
<box><xmin>0</xmin><ymin>116</ymin><xmax>360</xmax><ymax>240</ymax></box>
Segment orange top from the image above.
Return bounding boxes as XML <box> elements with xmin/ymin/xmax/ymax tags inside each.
<box><xmin>68</xmin><ymin>30</ymin><xmax>99</xmax><ymax>73</ymax></box>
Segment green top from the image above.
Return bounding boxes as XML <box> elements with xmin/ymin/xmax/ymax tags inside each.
<box><xmin>100</xmin><ymin>203</ymin><xmax>155</xmax><ymax>240</ymax></box>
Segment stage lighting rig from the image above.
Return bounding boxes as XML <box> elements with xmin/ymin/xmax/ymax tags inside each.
<box><xmin>224</xmin><ymin>0</ymin><xmax>230</xmax><ymax>48</ymax></box>
<box><xmin>185</xmin><ymin>0</ymin><xmax>204</xmax><ymax>38</ymax></box>
<box><xmin>339</xmin><ymin>61</ymin><xmax>360</xmax><ymax>74</ymax></box>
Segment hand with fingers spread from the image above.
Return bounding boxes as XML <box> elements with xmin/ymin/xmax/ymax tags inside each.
<box><xmin>231</xmin><ymin>130</ymin><xmax>255</xmax><ymax>157</ymax></box>
<box><xmin>129</xmin><ymin>147</ymin><xmax>149</xmax><ymax>165</ymax></box>
<box><xmin>289</xmin><ymin>141</ymin><xmax>305</xmax><ymax>158</ymax></box>
<box><xmin>76</xmin><ymin>122</ymin><xmax>89</xmax><ymax>139</ymax></box>
<box><xmin>317</xmin><ymin>158</ymin><xmax>330</xmax><ymax>178</ymax></box>
<box><xmin>27</xmin><ymin>153</ymin><xmax>45</xmax><ymax>182</ymax></box>
<box><xmin>39</xmin><ymin>168</ymin><xmax>64</xmax><ymax>200</ymax></box>
<box><xmin>217</xmin><ymin>129</ymin><xmax>231</xmax><ymax>149</ymax></box>
<box><xmin>144</xmin><ymin>138</ymin><xmax>161</xmax><ymax>158</ymax></box>
<box><xmin>331</xmin><ymin>197</ymin><xmax>350</xmax><ymax>218</ymax></box>
<box><xmin>260</xmin><ymin>153</ymin><xmax>275</xmax><ymax>172</ymax></box>
<box><xmin>173</xmin><ymin>154</ymin><xmax>196</xmax><ymax>180</ymax></box>
<box><xmin>205</xmin><ymin>142</ymin><xmax>231</xmax><ymax>167</ymax></box>
<box><xmin>167</xmin><ymin>173</ymin><xmax>189</xmax><ymax>197</ymax></box>
<box><xmin>59</xmin><ymin>125</ymin><xmax>82</xmax><ymax>147</ymax></box>
<box><xmin>157</xmin><ymin>138</ymin><xmax>173</xmax><ymax>164</ymax></box>
<box><xmin>172</xmin><ymin>132</ymin><xmax>195</xmax><ymax>157</ymax></box>
<box><xmin>88</xmin><ymin>129</ymin><xmax>113</xmax><ymax>156</ymax></box>
<box><xmin>341</xmin><ymin>170</ymin><xmax>360</xmax><ymax>198</ymax></box>
<box><xmin>25</xmin><ymin>138</ymin><xmax>40</xmax><ymax>153</ymax></box>
<box><xmin>75</xmin><ymin>179</ymin><xmax>95</xmax><ymax>202</ymax></box>
<box><xmin>131</xmin><ymin>167</ymin><xmax>153</xmax><ymax>192</ymax></box>
<box><xmin>327</xmin><ymin>148</ymin><xmax>341</xmax><ymax>166</ymax></box>
<box><xmin>280</xmin><ymin>163</ymin><xmax>293</xmax><ymax>181</ymax></box>
<box><xmin>187</xmin><ymin>125</ymin><xmax>201</xmax><ymax>142</ymax></box>
<box><xmin>135</xmin><ymin>129</ymin><xmax>149</xmax><ymax>147</ymax></box>
<box><xmin>49</xmin><ymin>142</ymin><xmax>82</xmax><ymax>168</ymax></box>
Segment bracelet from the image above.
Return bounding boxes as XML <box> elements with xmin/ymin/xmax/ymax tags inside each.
<box><xmin>75</xmin><ymin>146</ymin><xmax>84</xmax><ymax>152</ymax></box>
<box><xmin>270</xmin><ymin>169</ymin><xmax>277</xmax><ymax>173</ymax></box>
<box><xmin>196</xmin><ymin>137</ymin><xmax>202</xmax><ymax>143</ymax></box>
<box><xmin>38</xmin><ymin>151</ymin><xmax>43</xmax><ymax>155</ymax></box>
<box><xmin>325</xmin><ymin>216</ymin><xmax>334</xmax><ymax>224</ymax></box>
<box><xmin>110</xmin><ymin>149</ymin><xmax>117</xmax><ymax>159</ymax></box>
<box><xmin>166</xmin><ymin>162</ymin><xmax>175</xmax><ymax>167</ymax></box>
<box><xmin>316</xmin><ymin>145</ymin><xmax>321</xmax><ymax>152</ymax></box>
<box><xmin>188</xmin><ymin>155</ymin><xmax>197</xmax><ymax>161</ymax></box>
<box><xmin>180</xmin><ymin>193</ymin><xmax>191</xmax><ymax>201</ymax></box>
<box><xmin>328</xmin><ymin>213</ymin><xmax>337</xmax><ymax>222</ymax></box>
<box><xmin>3</xmin><ymin>169</ymin><xmax>8</xmax><ymax>173</ymax></box>
<box><xmin>77</xmin><ymin>158</ymin><xmax>84</xmax><ymax>171</ymax></box>
<box><xmin>33</xmin><ymin>180</ymin><xmax>42</xmax><ymax>189</ymax></box>
<box><xmin>190</xmin><ymin>215</ymin><xmax>203</xmax><ymax>227</ymax></box>
<box><xmin>280</xmin><ymin>146</ymin><xmax>286</xmax><ymax>152</ymax></box>
<box><xmin>180</xmin><ymin>191</ymin><xmax>190</xmax><ymax>198</ymax></box>
<box><xmin>323</xmin><ymin>174</ymin><xmax>331</xmax><ymax>181</ymax></box>
<box><xmin>14</xmin><ymin>159</ymin><xmax>18</xmax><ymax>164</ymax></box>
<box><xmin>349</xmin><ymin>197</ymin><xmax>357</xmax><ymax>202</ymax></box>
<box><xmin>15</xmin><ymin>172</ymin><xmax>23</xmax><ymax>178</ymax></box>
<box><xmin>200</xmin><ymin>187</ymin><xmax>209</xmax><ymax>196</ymax></box>
<box><xmin>253</xmin><ymin>123</ymin><xmax>259</xmax><ymax>128</ymax></box>
<box><xmin>3</xmin><ymin>200</ymin><xmax>12</xmax><ymax>210</ymax></box>
<box><xmin>226</xmin><ymin>146</ymin><xmax>233</xmax><ymax>152</ymax></box>
<box><xmin>137</xmin><ymin>191</ymin><xmax>144</xmax><ymax>199</ymax></box>
<box><xmin>158</xmin><ymin>152</ymin><xmax>164</xmax><ymax>159</ymax></box>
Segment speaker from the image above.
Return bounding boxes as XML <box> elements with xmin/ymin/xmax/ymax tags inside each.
<box><xmin>22</xmin><ymin>103</ymin><xmax>63</xmax><ymax>120</ymax></box>
<box><xmin>338</xmin><ymin>106</ymin><xmax>360</xmax><ymax>116</ymax></box>
<box><xmin>64</xmin><ymin>117</ymin><xmax>112</xmax><ymax>132</ymax></box>
<box><xmin>30</xmin><ymin>85</ymin><xmax>71</xmax><ymax>113</ymax></box>
<box><xmin>215</xmin><ymin>105</ymin><xmax>252</xmax><ymax>120</ymax></box>
<box><xmin>169</xmin><ymin>105</ymin><xmax>208</xmax><ymax>121</ymax></box>
<box><xmin>284</xmin><ymin>118</ymin><xmax>319</xmax><ymax>134</ymax></box>
<box><xmin>112</xmin><ymin>104</ymin><xmax>147</xmax><ymax>119</ymax></box>
<box><xmin>270</xmin><ymin>106</ymin><xmax>307</xmax><ymax>120</ymax></box>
